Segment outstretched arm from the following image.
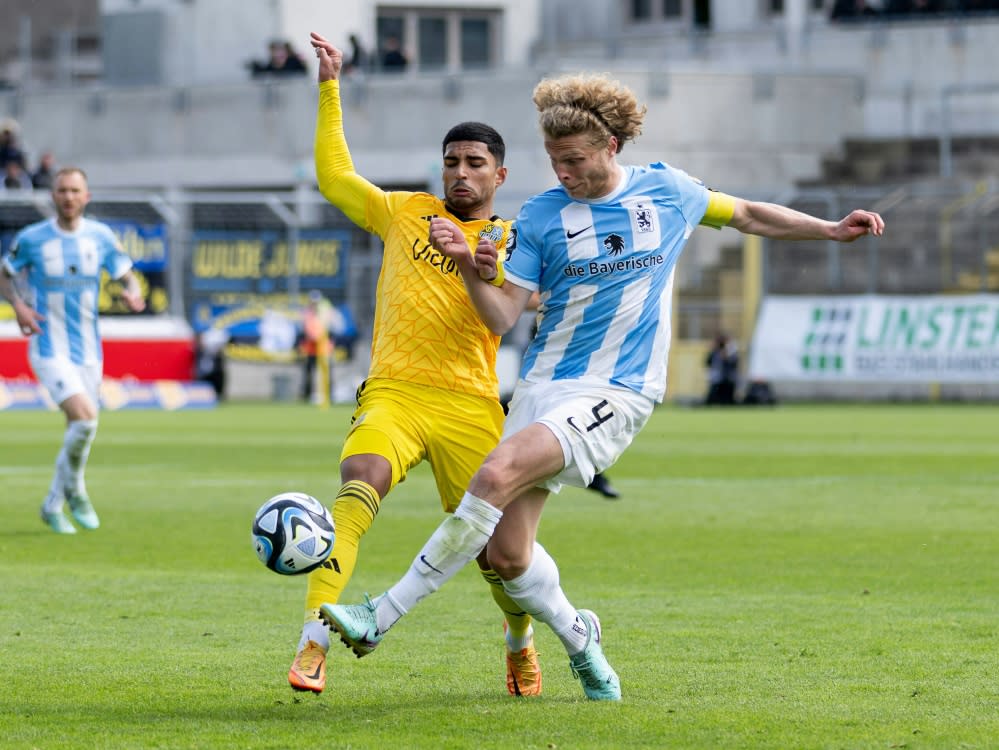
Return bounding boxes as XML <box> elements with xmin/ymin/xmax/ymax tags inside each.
<box><xmin>310</xmin><ymin>32</ymin><xmax>388</xmax><ymax>231</ymax></box>
<box><xmin>429</xmin><ymin>217</ymin><xmax>532</xmax><ymax>334</ymax></box>
<box><xmin>728</xmin><ymin>198</ymin><xmax>884</xmax><ymax>242</ymax></box>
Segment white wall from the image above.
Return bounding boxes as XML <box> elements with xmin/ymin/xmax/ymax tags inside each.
<box><xmin>279</xmin><ymin>0</ymin><xmax>541</xmax><ymax>69</ymax></box>
<box><xmin>1</xmin><ymin>66</ymin><xmax>861</xmax><ymax>209</ymax></box>
<box><xmin>99</xmin><ymin>0</ymin><xmax>283</xmax><ymax>86</ymax></box>
<box><xmin>277</xmin><ymin>1</ymin><xmax>368</xmax><ymax>63</ymax></box>
<box><xmin>97</xmin><ymin>0</ymin><xmax>541</xmax><ymax>85</ymax></box>
<box><xmin>710</xmin><ymin>0</ymin><xmax>765</xmax><ymax>32</ymax></box>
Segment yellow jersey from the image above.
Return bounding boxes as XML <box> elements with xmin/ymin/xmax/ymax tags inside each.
<box><xmin>315</xmin><ymin>79</ymin><xmax>511</xmax><ymax>399</ymax></box>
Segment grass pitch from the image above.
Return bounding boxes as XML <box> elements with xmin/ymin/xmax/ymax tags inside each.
<box><xmin>1</xmin><ymin>402</ymin><xmax>996</xmax><ymax>749</ymax></box>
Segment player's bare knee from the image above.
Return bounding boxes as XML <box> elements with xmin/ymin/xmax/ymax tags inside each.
<box><xmin>340</xmin><ymin>455</ymin><xmax>391</xmax><ymax>497</ymax></box>
<box><xmin>472</xmin><ymin>454</ymin><xmax>514</xmax><ymax>496</ymax></box>
<box><xmin>486</xmin><ymin>547</ymin><xmax>529</xmax><ymax>580</ymax></box>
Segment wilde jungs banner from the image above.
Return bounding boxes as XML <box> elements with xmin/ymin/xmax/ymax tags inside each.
<box><xmin>748</xmin><ymin>295</ymin><xmax>999</xmax><ymax>382</ymax></box>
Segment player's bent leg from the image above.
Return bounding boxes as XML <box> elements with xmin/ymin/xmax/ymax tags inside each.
<box><xmin>305</xmin><ymin>480</ymin><xmax>381</xmax><ymax>611</ymax></box>
<box><xmin>321</xmin><ymin>493</ymin><xmax>503</xmax><ymax>659</ymax></box>
<box><xmin>291</xmin><ymin>479</ymin><xmax>381</xmax><ymax>690</ymax></box>
<box><xmin>499</xmin><ymin>542</ymin><xmax>619</xmax><ymax>699</ymax></box>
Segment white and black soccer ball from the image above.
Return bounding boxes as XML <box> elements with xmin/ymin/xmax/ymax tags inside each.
<box><xmin>251</xmin><ymin>492</ymin><xmax>335</xmax><ymax>575</ymax></box>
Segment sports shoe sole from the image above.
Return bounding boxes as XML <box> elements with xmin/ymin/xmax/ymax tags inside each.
<box><xmin>319</xmin><ymin>604</ymin><xmax>379</xmax><ymax>658</ymax></box>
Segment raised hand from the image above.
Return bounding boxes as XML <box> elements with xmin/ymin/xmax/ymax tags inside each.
<box><xmin>310</xmin><ymin>32</ymin><xmax>343</xmax><ymax>82</ymax></box>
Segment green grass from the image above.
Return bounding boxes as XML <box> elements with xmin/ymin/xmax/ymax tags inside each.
<box><xmin>1</xmin><ymin>402</ymin><xmax>996</xmax><ymax>749</ymax></box>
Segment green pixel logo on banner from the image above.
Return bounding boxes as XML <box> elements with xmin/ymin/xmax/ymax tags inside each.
<box><xmin>802</xmin><ymin>306</ymin><xmax>851</xmax><ymax>373</ymax></box>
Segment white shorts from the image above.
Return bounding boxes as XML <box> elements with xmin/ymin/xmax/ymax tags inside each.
<box><xmin>503</xmin><ymin>379</ymin><xmax>654</xmax><ymax>494</ymax></box>
<box><xmin>30</xmin><ymin>353</ymin><xmax>102</xmax><ymax>408</ymax></box>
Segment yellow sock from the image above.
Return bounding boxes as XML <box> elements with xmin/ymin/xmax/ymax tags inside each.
<box><xmin>304</xmin><ymin>480</ymin><xmax>381</xmax><ymax>618</ymax></box>
<box><xmin>480</xmin><ymin>567</ymin><xmax>533</xmax><ymax>640</ymax></box>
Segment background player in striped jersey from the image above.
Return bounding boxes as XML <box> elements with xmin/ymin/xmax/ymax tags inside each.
<box><xmin>0</xmin><ymin>167</ymin><xmax>145</xmax><ymax>534</ymax></box>
<box><xmin>321</xmin><ymin>72</ymin><xmax>884</xmax><ymax>700</ymax></box>
<box><xmin>285</xmin><ymin>32</ymin><xmax>542</xmax><ymax>697</ymax></box>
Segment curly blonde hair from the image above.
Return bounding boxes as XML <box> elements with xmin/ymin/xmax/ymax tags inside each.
<box><xmin>532</xmin><ymin>73</ymin><xmax>646</xmax><ymax>153</ymax></box>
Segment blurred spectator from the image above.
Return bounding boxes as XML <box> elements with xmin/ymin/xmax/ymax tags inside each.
<box><xmin>883</xmin><ymin>0</ymin><xmax>942</xmax><ymax>14</ymax></box>
<box><xmin>830</xmin><ymin>0</ymin><xmax>994</xmax><ymax>17</ymax></box>
<box><xmin>259</xmin><ymin>309</ymin><xmax>298</xmax><ymax>354</ymax></box>
<box><xmin>32</xmin><ymin>151</ymin><xmax>56</xmax><ymax>190</ymax></box>
<box><xmin>743</xmin><ymin>379</ymin><xmax>778</xmax><ymax>407</ymax></box>
<box><xmin>344</xmin><ymin>33</ymin><xmax>369</xmax><ymax>74</ymax></box>
<box><xmin>2</xmin><ymin>160</ymin><xmax>33</xmax><ymax>191</ymax></box>
<box><xmin>300</xmin><ymin>290</ymin><xmax>334</xmax><ymax>403</ymax></box>
<box><xmin>0</xmin><ymin>121</ymin><xmax>27</xmax><ymax>170</ymax></box>
<box><xmin>705</xmin><ymin>332</ymin><xmax>739</xmax><ymax>406</ymax></box>
<box><xmin>961</xmin><ymin>0</ymin><xmax>999</xmax><ymax>11</ymax></box>
<box><xmin>381</xmin><ymin>35</ymin><xmax>408</xmax><ymax>71</ymax></box>
<box><xmin>831</xmin><ymin>0</ymin><xmax>882</xmax><ymax>19</ymax></box>
<box><xmin>195</xmin><ymin>327</ymin><xmax>229</xmax><ymax>401</ymax></box>
<box><xmin>249</xmin><ymin>40</ymin><xmax>308</xmax><ymax>78</ymax></box>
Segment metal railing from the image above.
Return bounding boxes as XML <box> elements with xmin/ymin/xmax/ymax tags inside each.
<box><xmin>0</xmin><ymin>189</ymin><xmax>379</xmax><ymax>334</ymax></box>
<box><xmin>4</xmin><ymin>181</ymin><xmax>997</xmax><ymax>355</ymax></box>
<box><xmin>674</xmin><ymin>180</ymin><xmax>999</xmax><ymax>345</ymax></box>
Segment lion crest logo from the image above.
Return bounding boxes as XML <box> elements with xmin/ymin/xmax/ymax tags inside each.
<box><xmin>603</xmin><ymin>233</ymin><xmax>626</xmax><ymax>257</ymax></box>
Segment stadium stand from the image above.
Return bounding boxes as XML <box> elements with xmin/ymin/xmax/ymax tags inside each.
<box><xmin>2</xmin><ymin>0</ymin><xmax>998</xmax><ymax>401</ymax></box>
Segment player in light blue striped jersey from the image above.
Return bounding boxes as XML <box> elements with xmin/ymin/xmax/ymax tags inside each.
<box><xmin>321</xmin><ymin>74</ymin><xmax>884</xmax><ymax>700</ymax></box>
<box><xmin>0</xmin><ymin>167</ymin><xmax>145</xmax><ymax>534</ymax></box>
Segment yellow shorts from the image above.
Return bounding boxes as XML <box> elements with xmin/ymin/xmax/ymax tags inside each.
<box><xmin>341</xmin><ymin>378</ymin><xmax>504</xmax><ymax>512</ymax></box>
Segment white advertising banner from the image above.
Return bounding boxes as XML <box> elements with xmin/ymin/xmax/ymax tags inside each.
<box><xmin>749</xmin><ymin>295</ymin><xmax>999</xmax><ymax>382</ymax></box>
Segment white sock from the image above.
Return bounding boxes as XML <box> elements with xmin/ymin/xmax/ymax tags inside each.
<box><xmin>44</xmin><ymin>445</ymin><xmax>72</xmax><ymax>513</ymax></box>
<box><xmin>505</xmin><ymin>624</ymin><xmax>535</xmax><ymax>653</ymax></box>
<box><xmin>376</xmin><ymin>493</ymin><xmax>502</xmax><ymax>633</ymax></box>
<box><xmin>64</xmin><ymin>419</ymin><xmax>97</xmax><ymax>497</ymax></box>
<box><xmin>297</xmin><ymin>619</ymin><xmax>330</xmax><ymax>651</ymax></box>
<box><xmin>43</xmin><ymin>461</ymin><xmax>67</xmax><ymax>513</ymax></box>
<box><xmin>501</xmin><ymin>542</ymin><xmax>588</xmax><ymax>655</ymax></box>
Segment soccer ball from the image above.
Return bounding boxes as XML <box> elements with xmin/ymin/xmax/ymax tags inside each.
<box><xmin>251</xmin><ymin>492</ymin><xmax>335</xmax><ymax>575</ymax></box>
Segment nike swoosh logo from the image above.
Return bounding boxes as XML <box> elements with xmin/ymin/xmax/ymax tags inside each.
<box><xmin>566</xmin><ymin>417</ymin><xmax>583</xmax><ymax>434</ymax></box>
<box><xmin>419</xmin><ymin>555</ymin><xmax>444</xmax><ymax>575</ymax></box>
<box><xmin>566</xmin><ymin>226</ymin><xmax>591</xmax><ymax>239</ymax></box>
<box><xmin>306</xmin><ymin>664</ymin><xmax>322</xmax><ymax>680</ymax></box>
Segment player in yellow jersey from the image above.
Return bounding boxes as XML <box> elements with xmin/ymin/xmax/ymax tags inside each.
<box><xmin>286</xmin><ymin>31</ymin><xmax>541</xmax><ymax>698</ymax></box>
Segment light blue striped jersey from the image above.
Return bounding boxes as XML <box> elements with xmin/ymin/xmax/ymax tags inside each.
<box><xmin>505</xmin><ymin>162</ymin><xmax>710</xmax><ymax>402</ymax></box>
<box><xmin>3</xmin><ymin>217</ymin><xmax>133</xmax><ymax>365</ymax></box>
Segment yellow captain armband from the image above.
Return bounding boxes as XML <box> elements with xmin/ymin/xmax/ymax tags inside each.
<box><xmin>487</xmin><ymin>264</ymin><xmax>505</xmax><ymax>287</ymax></box>
<box><xmin>700</xmin><ymin>191</ymin><xmax>736</xmax><ymax>229</ymax></box>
